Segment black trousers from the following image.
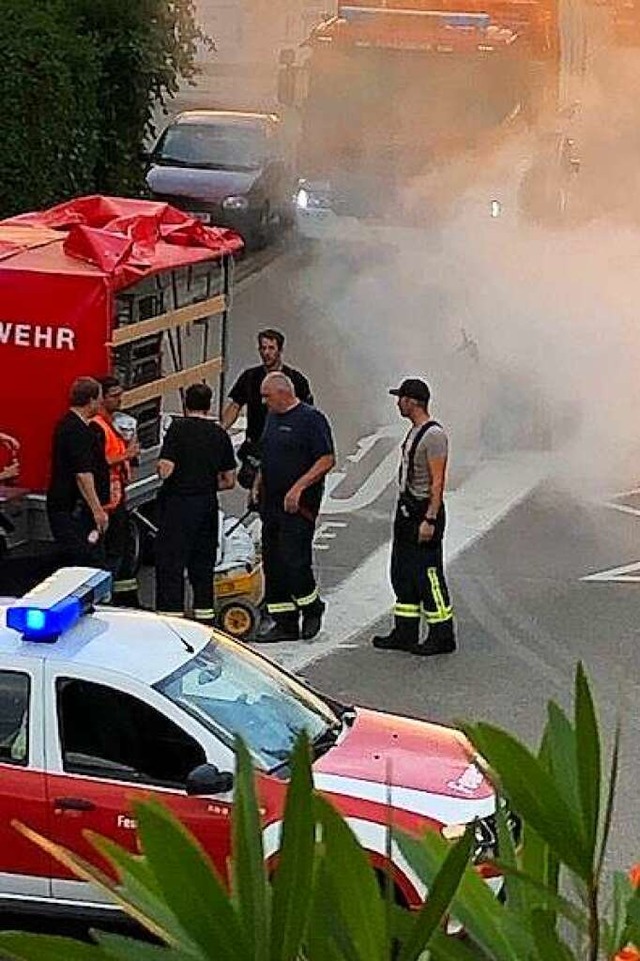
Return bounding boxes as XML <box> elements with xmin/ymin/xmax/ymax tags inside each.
<box><xmin>104</xmin><ymin>502</ymin><xmax>138</xmax><ymax>597</ymax></box>
<box><xmin>155</xmin><ymin>494</ymin><xmax>218</xmax><ymax>620</ymax></box>
<box><xmin>262</xmin><ymin>502</ymin><xmax>320</xmax><ymax>620</ymax></box>
<box><xmin>391</xmin><ymin>500</ymin><xmax>453</xmax><ymax>628</ymax></box>
<box><xmin>48</xmin><ymin>505</ymin><xmax>107</xmax><ymax>570</ymax></box>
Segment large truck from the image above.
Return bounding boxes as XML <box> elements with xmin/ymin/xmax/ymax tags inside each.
<box><xmin>0</xmin><ymin>195</ymin><xmax>242</xmax><ymax>593</ymax></box>
<box><xmin>278</xmin><ymin>0</ymin><xmax>562</xmax><ymax>230</ymax></box>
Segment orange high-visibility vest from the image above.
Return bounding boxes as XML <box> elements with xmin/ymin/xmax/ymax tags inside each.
<box><xmin>92</xmin><ymin>414</ymin><xmax>130</xmax><ymax>512</ymax></box>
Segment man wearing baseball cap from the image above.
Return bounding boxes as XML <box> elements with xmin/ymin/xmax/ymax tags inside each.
<box><xmin>372</xmin><ymin>378</ymin><xmax>456</xmax><ymax>655</ymax></box>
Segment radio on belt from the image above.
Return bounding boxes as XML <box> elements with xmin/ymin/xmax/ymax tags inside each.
<box><xmin>6</xmin><ymin>567</ymin><xmax>112</xmax><ymax>642</ymax></box>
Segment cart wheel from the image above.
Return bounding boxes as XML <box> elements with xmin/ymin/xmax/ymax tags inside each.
<box><xmin>218</xmin><ymin>601</ymin><xmax>257</xmax><ymax>639</ymax></box>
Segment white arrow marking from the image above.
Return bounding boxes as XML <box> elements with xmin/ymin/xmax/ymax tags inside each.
<box><xmin>581</xmin><ymin>561</ymin><xmax>640</xmax><ymax>583</ymax></box>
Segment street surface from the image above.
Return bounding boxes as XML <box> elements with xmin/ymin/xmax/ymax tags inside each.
<box><xmin>215</xmin><ymin>74</ymin><xmax>640</xmax><ymax>874</ymax></box>
<box><xmin>146</xmin><ymin>15</ymin><xmax>640</xmax><ymax>883</ymax></box>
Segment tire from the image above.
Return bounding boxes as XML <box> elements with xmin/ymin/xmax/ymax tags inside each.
<box><xmin>127</xmin><ymin>512</ymin><xmax>143</xmax><ymax>576</ymax></box>
<box><xmin>248</xmin><ymin>204</ymin><xmax>270</xmax><ymax>250</ymax></box>
<box><xmin>217</xmin><ymin>601</ymin><xmax>258</xmax><ymax>639</ymax></box>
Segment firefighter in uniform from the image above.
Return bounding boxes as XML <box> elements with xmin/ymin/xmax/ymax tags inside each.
<box><xmin>373</xmin><ymin>379</ymin><xmax>456</xmax><ymax>656</ymax></box>
<box><xmin>91</xmin><ymin>376</ymin><xmax>140</xmax><ymax>607</ymax></box>
<box><xmin>155</xmin><ymin>383</ymin><xmax>236</xmax><ymax>625</ymax></box>
<box><xmin>253</xmin><ymin>372</ymin><xmax>335</xmax><ymax>643</ymax></box>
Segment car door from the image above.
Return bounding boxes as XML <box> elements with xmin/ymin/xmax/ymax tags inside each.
<box><xmin>43</xmin><ymin>664</ymin><xmax>235</xmax><ymax>905</ymax></box>
<box><xmin>0</xmin><ymin>662</ymin><xmax>52</xmax><ymax>902</ymax></box>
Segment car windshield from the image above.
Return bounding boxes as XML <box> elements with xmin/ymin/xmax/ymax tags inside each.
<box><xmin>156</xmin><ymin>122</ymin><xmax>267</xmax><ymax>171</ymax></box>
<box><xmin>155</xmin><ymin>635</ymin><xmax>340</xmax><ymax>772</ymax></box>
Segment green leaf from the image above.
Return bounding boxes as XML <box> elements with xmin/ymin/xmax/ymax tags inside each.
<box><xmin>530</xmin><ymin>909</ymin><xmax>576</xmax><ymax>961</ymax></box>
<box><xmin>489</xmin><ymin>862</ymin><xmax>587</xmax><ymax>933</ymax></box>
<box><xmin>607</xmin><ymin>871</ymin><xmax>633</xmax><ymax>954</ymax></box>
<box><xmin>427</xmin><ymin>929</ymin><xmax>492</xmax><ymax>960</ymax></box>
<box><xmin>132</xmin><ymin>799</ymin><xmax>248</xmax><ymax>961</ymax></box>
<box><xmin>395</xmin><ymin>830</ymin><xmax>527</xmax><ymax>961</ymax></box>
<box><xmin>88</xmin><ymin>835</ymin><xmax>195</xmax><ymax>951</ymax></box>
<box><xmin>464</xmin><ymin>723</ymin><xmax>591</xmax><ymax>880</ymax></box>
<box><xmin>232</xmin><ymin>738</ymin><xmax>270</xmax><ymax>961</ymax></box>
<box><xmin>269</xmin><ymin>734</ymin><xmax>316</xmax><ymax>961</ymax></box>
<box><xmin>397</xmin><ymin>825</ymin><xmax>474</xmax><ymax>961</ymax></box>
<box><xmin>494</xmin><ymin>797</ymin><xmax>523</xmax><ymax>913</ymax></box>
<box><xmin>544</xmin><ymin>703</ymin><xmax>581</xmax><ymax>829</ymax></box>
<box><xmin>574</xmin><ymin>663</ymin><xmax>601</xmax><ymax>867</ymax></box>
<box><xmin>623</xmin><ymin>888</ymin><xmax>640</xmax><ymax>948</ymax></box>
<box><xmin>313</xmin><ymin>794</ymin><xmax>387</xmax><ymax>961</ymax></box>
<box><xmin>306</xmin><ymin>858</ymin><xmax>359</xmax><ymax>961</ymax></box>
<box><xmin>596</xmin><ymin>722</ymin><xmax>621</xmax><ymax>884</ymax></box>
<box><xmin>520</xmin><ymin>822</ymin><xmax>560</xmax><ymax>913</ymax></box>
<box><xmin>0</xmin><ymin>933</ymin><xmax>105</xmax><ymax>961</ymax></box>
<box><xmin>93</xmin><ymin>932</ymin><xmax>199</xmax><ymax>961</ymax></box>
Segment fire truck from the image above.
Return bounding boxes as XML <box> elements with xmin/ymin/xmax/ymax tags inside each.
<box><xmin>0</xmin><ymin>196</ymin><xmax>242</xmax><ymax>593</ymax></box>
<box><xmin>275</xmin><ymin>0</ymin><xmax>565</xmax><ymax>231</ymax></box>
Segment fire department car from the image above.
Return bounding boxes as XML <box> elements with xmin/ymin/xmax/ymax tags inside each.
<box><xmin>0</xmin><ymin>568</ymin><xmax>503</xmax><ymax>920</ymax></box>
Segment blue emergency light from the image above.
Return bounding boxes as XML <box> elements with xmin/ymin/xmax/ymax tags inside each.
<box><xmin>6</xmin><ymin>568</ymin><xmax>113</xmax><ymax>642</ymax></box>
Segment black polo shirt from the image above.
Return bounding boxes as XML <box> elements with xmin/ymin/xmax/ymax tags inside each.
<box><xmin>159</xmin><ymin>416</ymin><xmax>236</xmax><ymax>499</ymax></box>
<box><xmin>47</xmin><ymin>411</ymin><xmax>109</xmax><ymax>513</ymax></box>
<box><xmin>229</xmin><ymin>364</ymin><xmax>312</xmax><ymax>442</ymax></box>
<box><xmin>261</xmin><ymin>402</ymin><xmax>334</xmax><ymax>514</ymax></box>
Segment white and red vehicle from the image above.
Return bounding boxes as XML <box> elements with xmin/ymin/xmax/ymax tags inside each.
<box><xmin>0</xmin><ymin>568</ymin><xmax>508</xmax><ymax>920</ymax></box>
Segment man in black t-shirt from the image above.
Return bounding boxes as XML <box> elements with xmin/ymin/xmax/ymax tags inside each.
<box><xmin>47</xmin><ymin>377</ymin><xmax>110</xmax><ymax>568</ymax></box>
<box><xmin>222</xmin><ymin>329</ymin><xmax>312</xmax><ymax>487</ymax></box>
<box><xmin>155</xmin><ymin>383</ymin><xmax>236</xmax><ymax>624</ymax></box>
<box><xmin>253</xmin><ymin>372</ymin><xmax>335</xmax><ymax>644</ymax></box>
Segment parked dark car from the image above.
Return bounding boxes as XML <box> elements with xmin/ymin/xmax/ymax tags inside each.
<box><xmin>146</xmin><ymin>111</ymin><xmax>296</xmax><ymax>248</ymax></box>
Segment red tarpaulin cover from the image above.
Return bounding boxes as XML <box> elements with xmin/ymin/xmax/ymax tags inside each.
<box><xmin>0</xmin><ymin>196</ymin><xmax>242</xmax><ymax>492</ymax></box>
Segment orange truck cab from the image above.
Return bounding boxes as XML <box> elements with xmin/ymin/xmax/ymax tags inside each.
<box><xmin>282</xmin><ymin>0</ymin><xmax>560</xmax><ymax>231</ymax></box>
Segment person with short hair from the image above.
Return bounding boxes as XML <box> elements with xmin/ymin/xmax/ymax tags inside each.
<box><xmin>372</xmin><ymin>378</ymin><xmax>456</xmax><ymax>656</ymax></box>
<box><xmin>47</xmin><ymin>377</ymin><xmax>110</xmax><ymax>567</ymax></box>
<box><xmin>221</xmin><ymin>329</ymin><xmax>312</xmax><ymax>489</ymax></box>
<box><xmin>253</xmin><ymin>371</ymin><xmax>335</xmax><ymax>643</ymax></box>
<box><xmin>155</xmin><ymin>382</ymin><xmax>236</xmax><ymax>624</ymax></box>
<box><xmin>91</xmin><ymin>376</ymin><xmax>140</xmax><ymax>607</ymax></box>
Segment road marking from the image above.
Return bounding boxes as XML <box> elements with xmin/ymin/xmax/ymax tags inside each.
<box><xmin>253</xmin><ymin>451</ymin><xmax>550</xmax><ymax>672</ymax></box>
<box><xmin>323</xmin><ymin>425</ymin><xmax>403</xmax><ymax>514</ymax></box>
<box><xmin>581</xmin><ymin>561</ymin><xmax>640</xmax><ymax>584</ymax></box>
<box><xmin>581</xmin><ymin>488</ymin><xmax>640</xmax><ymax>583</ymax></box>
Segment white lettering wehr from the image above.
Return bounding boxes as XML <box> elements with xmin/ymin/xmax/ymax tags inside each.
<box><xmin>0</xmin><ymin>323</ymin><xmax>75</xmax><ymax>350</ymax></box>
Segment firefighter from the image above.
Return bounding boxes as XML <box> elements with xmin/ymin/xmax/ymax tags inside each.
<box><xmin>91</xmin><ymin>376</ymin><xmax>141</xmax><ymax>607</ymax></box>
<box><xmin>253</xmin><ymin>372</ymin><xmax>335</xmax><ymax>643</ymax></box>
<box><xmin>221</xmin><ymin>328</ymin><xmax>312</xmax><ymax>489</ymax></box>
<box><xmin>46</xmin><ymin>377</ymin><xmax>109</xmax><ymax>568</ymax></box>
<box><xmin>372</xmin><ymin>379</ymin><xmax>456</xmax><ymax>656</ymax></box>
<box><xmin>155</xmin><ymin>383</ymin><xmax>236</xmax><ymax>625</ymax></box>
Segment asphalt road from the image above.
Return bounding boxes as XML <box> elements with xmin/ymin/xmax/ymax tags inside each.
<box><xmin>217</xmin><ymin>73</ymin><xmax>640</xmax><ymax>880</ymax></box>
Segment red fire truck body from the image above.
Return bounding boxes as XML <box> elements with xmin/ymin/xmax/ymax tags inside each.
<box><xmin>0</xmin><ymin>196</ymin><xmax>241</xmax><ymax>584</ymax></box>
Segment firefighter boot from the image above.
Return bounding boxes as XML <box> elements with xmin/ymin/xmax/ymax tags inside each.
<box><xmin>112</xmin><ymin>588</ymin><xmax>141</xmax><ymax>610</ymax></box>
<box><xmin>411</xmin><ymin>620</ymin><xmax>456</xmax><ymax>656</ymax></box>
<box><xmin>301</xmin><ymin>599</ymin><xmax>326</xmax><ymax>640</ymax></box>
<box><xmin>254</xmin><ymin>613</ymin><xmax>300</xmax><ymax>644</ymax></box>
<box><xmin>372</xmin><ymin>617</ymin><xmax>419</xmax><ymax>651</ymax></box>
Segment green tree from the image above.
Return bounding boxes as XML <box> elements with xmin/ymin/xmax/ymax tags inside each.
<box><xmin>0</xmin><ymin>0</ymin><xmax>100</xmax><ymax>216</ymax></box>
<box><xmin>65</xmin><ymin>0</ymin><xmax>210</xmax><ymax>195</ymax></box>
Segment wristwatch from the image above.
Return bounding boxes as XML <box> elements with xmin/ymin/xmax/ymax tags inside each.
<box><xmin>423</xmin><ymin>517</ymin><xmax>436</xmax><ymax>526</ymax></box>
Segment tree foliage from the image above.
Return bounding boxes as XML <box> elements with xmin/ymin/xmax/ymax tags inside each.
<box><xmin>0</xmin><ymin>0</ymin><xmax>208</xmax><ymax>217</ymax></box>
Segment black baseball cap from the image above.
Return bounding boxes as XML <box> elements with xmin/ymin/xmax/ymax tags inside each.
<box><xmin>389</xmin><ymin>378</ymin><xmax>431</xmax><ymax>403</ymax></box>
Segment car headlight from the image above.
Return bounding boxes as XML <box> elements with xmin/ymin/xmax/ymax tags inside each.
<box><xmin>296</xmin><ymin>187</ymin><xmax>310</xmax><ymax>210</ymax></box>
<box><xmin>222</xmin><ymin>195</ymin><xmax>249</xmax><ymax>211</ymax></box>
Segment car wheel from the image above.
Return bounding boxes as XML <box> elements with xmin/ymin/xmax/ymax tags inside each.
<box><xmin>248</xmin><ymin>203</ymin><xmax>271</xmax><ymax>250</ymax></box>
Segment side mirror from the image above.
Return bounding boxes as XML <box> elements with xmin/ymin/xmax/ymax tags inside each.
<box><xmin>185</xmin><ymin>763</ymin><xmax>234</xmax><ymax>796</ymax></box>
